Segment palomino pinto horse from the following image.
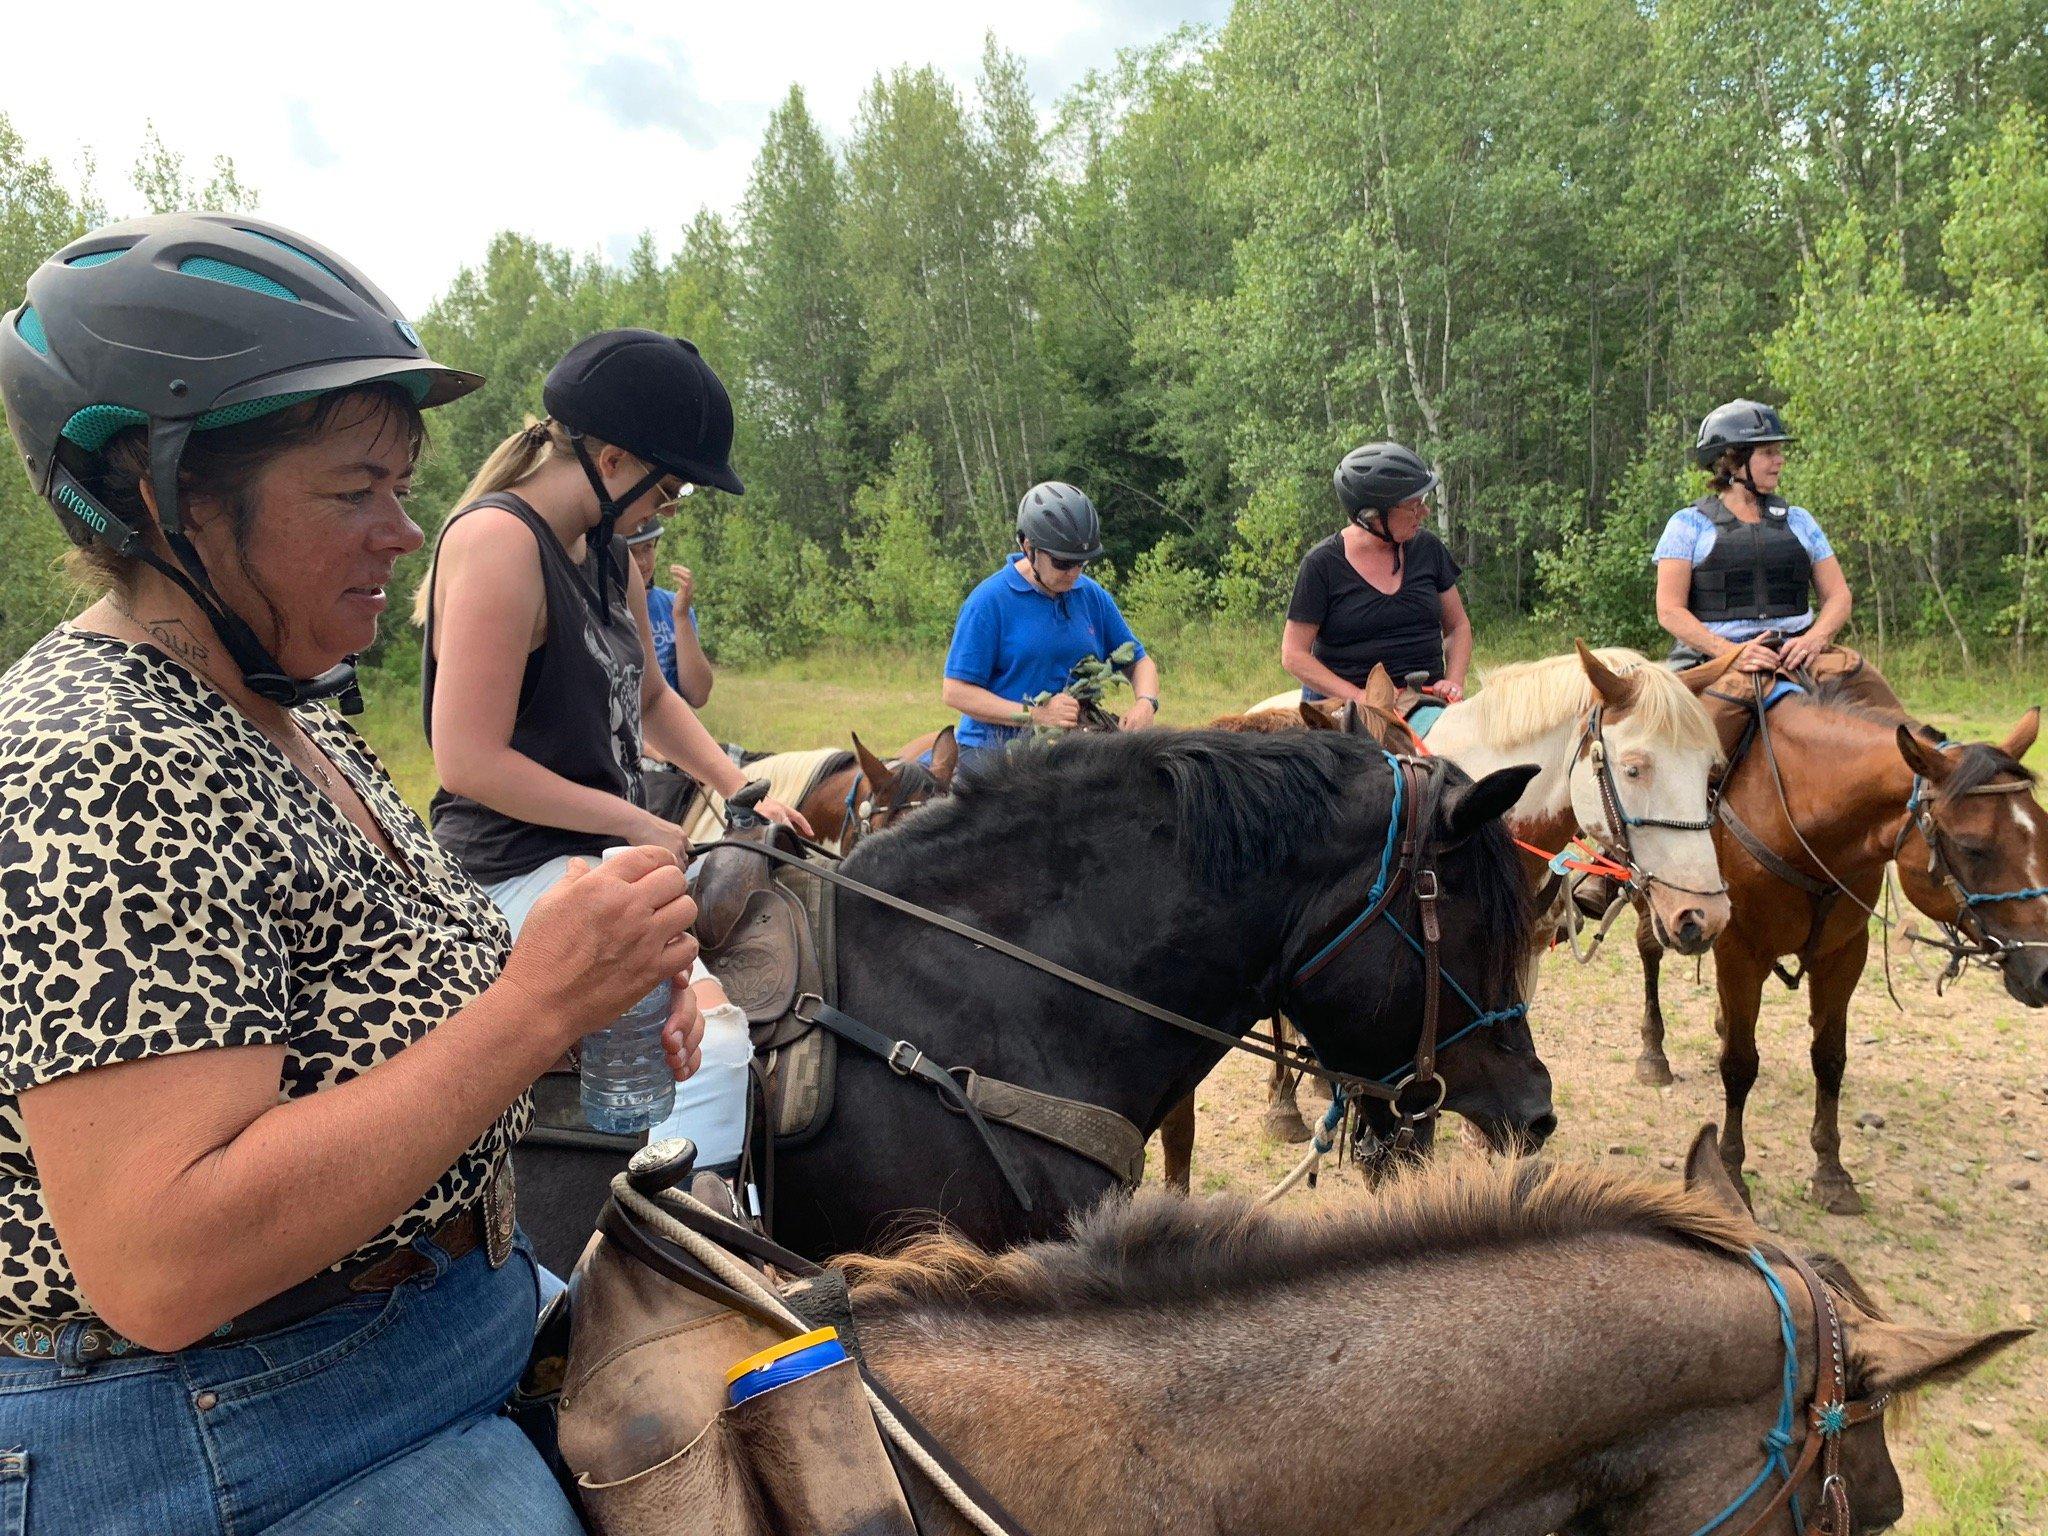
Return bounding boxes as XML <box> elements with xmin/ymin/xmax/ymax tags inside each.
<box><xmin>692</xmin><ymin>729</ymin><xmax>1550</xmax><ymax>1259</ymax></box>
<box><xmin>1164</xmin><ymin>645</ymin><xmax>1734</xmax><ymax>1185</ymax></box>
<box><xmin>797</xmin><ymin>1129</ymin><xmax>2021</xmax><ymax>1535</ymax></box>
<box><xmin>1641</xmin><ymin>675</ymin><xmax>2048</xmax><ymax>1212</ymax></box>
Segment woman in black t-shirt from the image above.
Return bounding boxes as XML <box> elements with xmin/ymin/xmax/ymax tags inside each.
<box><xmin>1282</xmin><ymin>441</ymin><xmax>1472</xmax><ymax>702</ymax></box>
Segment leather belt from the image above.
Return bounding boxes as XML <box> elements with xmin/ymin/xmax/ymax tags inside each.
<box><xmin>3</xmin><ymin>1159</ymin><xmax>517</xmax><ymax>1365</ymax></box>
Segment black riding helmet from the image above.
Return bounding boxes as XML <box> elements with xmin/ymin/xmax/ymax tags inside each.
<box><xmin>0</xmin><ymin>212</ymin><xmax>481</xmax><ymax>711</ymax></box>
<box><xmin>1016</xmin><ymin>481</ymin><xmax>1104</xmax><ymax>562</ymax></box>
<box><xmin>1334</xmin><ymin>441</ymin><xmax>1439</xmax><ymax>573</ymax></box>
<box><xmin>543</xmin><ymin>329</ymin><xmax>742</xmax><ymax>617</ymax></box>
<box><xmin>1693</xmin><ymin>399</ymin><xmax>1793</xmax><ymax>468</ymax></box>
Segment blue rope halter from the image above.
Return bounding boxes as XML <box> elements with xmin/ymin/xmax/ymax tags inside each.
<box><xmin>1903</xmin><ymin>774</ymin><xmax>2048</xmax><ymax>907</ymax></box>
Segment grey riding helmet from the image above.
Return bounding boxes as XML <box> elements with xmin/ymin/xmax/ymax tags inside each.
<box><xmin>1693</xmin><ymin>399</ymin><xmax>1793</xmax><ymax>468</ymax></box>
<box><xmin>1016</xmin><ymin>481</ymin><xmax>1104</xmax><ymax>561</ymax></box>
<box><xmin>1333</xmin><ymin>441</ymin><xmax>1440</xmax><ymax>520</ymax></box>
<box><xmin>0</xmin><ymin>212</ymin><xmax>481</xmax><ymax>709</ymax></box>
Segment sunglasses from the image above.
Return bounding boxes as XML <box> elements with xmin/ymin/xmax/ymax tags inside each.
<box><xmin>654</xmin><ymin>479</ymin><xmax>694</xmax><ymax>515</ymax></box>
<box><xmin>1043</xmin><ymin>553</ymin><xmax>1090</xmax><ymax>573</ymax></box>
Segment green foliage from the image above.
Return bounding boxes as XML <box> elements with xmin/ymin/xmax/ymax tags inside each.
<box><xmin>1535</xmin><ymin>449</ymin><xmax>1688</xmax><ymax>652</ymax></box>
<box><xmin>842</xmin><ymin>433</ymin><xmax>969</xmax><ymax>644</ymax></box>
<box><xmin>1119</xmin><ymin>536</ymin><xmax>1216</xmax><ymax>637</ymax></box>
<box><xmin>4</xmin><ymin>3</ymin><xmax>2047</xmax><ymax>676</ymax></box>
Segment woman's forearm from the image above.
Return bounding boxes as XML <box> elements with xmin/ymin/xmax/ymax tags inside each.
<box><xmin>48</xmin><ymin>980</ymin><xmax>581</xmax><ymax>1350</ymax></box>
<box><xmin>642</xmin><ymin>689</ymin><xmax>748</xmax><ymax>798</ymax></box>
<box><xmin>1280</xmin><ymin>643</ymin><xmax>1362</xmax><ymax>702</ymax></box>
<box><xmin>673</xmin><ymin>624</ymin><xmax>714</xmax><ymax>708</ymax></box>
<box><xmin>943</xmin><ymin>678</ymin><xmax>1032</xmax><ymax>728</ymax></box>
<box><xmin>1442</xmin><ymin>618</ymin><xmax>1473</xmax><ymax>690</ymax></box>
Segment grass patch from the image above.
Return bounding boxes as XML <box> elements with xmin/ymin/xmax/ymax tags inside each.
<box><xmin>1904</xmin><ymin>1442</ymin><xmax>2047</xmax><ymax>1534</ymax></box>
<box><xmin>352</xmin><ymin>623</ymin><xmax>2048</xmax><ymax>822</ymax></box>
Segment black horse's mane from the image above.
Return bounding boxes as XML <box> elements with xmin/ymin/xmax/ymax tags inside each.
<box><xmin>845</xmin><ymin>730</ymin><xmax>1530</xmax><ymax>999</ymax></box>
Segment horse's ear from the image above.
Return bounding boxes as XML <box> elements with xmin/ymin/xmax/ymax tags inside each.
<box><xmin>851</xmin><ymin>732</ymin><xmax>894</xmax><ymax>791</ymax></box>
<box><xmin>1439</xmin><ymin>763</ymin><xmax>1538</xmax><ymax>839</ymax></box>
<box><xmin>1298</xmin><ymin>702</ymin><xmax>1336</xmax><ymax>731</ymax></box>
<box><xmin>1576</xmin><ymin>640</ymin><xmax>1643</xmax><ymax>712</ymax></box>
<box><xmin>1851</xmin><ymin>1318</ymin><xmax>2032</xmax><ymax>1398</ymax></box>
<box><xmin>1339</xmin><ymin>700</ymin><xmax>1369</xmax><ymax>737</ymax></box>
<box><xmin>2001</xmin><ymin>706</ymin><xmax>2040</xmax><ymax>763</ymax></box>
<box><xmin>1363</xmin><ymin>665</ymin><xmax>1398</xmax><ymax>714</ymax></box>
<box><xmin>929</xmin><ymin>725</ymin><xmax>959</xmax><ymax>788</ymax></box>
<box><xmin>1677</xmin><ymin>648</ymin><xmax>1743</xmax><ymax>694</ymax></box>
<box><xmin>1896</xmin><ymin>724</ymin><xmax>1958</xmax><ymax>785</ymax></box>
<box><xmin>1682</xmin><ymin>1125</ymin><xmax>1748</xmax><ymax>1218</ymax></box>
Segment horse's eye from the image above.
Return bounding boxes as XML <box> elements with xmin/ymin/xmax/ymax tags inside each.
<box><xmin>1624</xmin><ymin>765</ymin><xmax>1641</xmax><ymax>779</ymax></box>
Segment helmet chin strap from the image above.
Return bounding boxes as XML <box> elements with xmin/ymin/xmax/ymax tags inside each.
<box><xmin>1357</xmin><ymin>510</ymin><xmax>1404</xmax><ymax>574</ymax></box>
<box><xmin>56</xmin><ymin>458</ymin><xmax>365</xmax><ymax>714</ymax></box>
<box><xmin>570</xmin><ymin>433</ymin><xmax>665</xmax><ymax>623</ymax></box>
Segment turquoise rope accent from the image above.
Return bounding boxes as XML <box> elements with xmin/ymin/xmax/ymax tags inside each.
<box><xmin>1684</xmin><ymin>1248</ymin><xmax>1804</xmax><ymax>1536</ymax></box>
<box><xmin>1372</xmin><ymin>912</ymin><xmax>1529</xmax><ymax>1083</ymax></box>
<box><xmin>1291</xmin><ymin>749</ymin><xmax>1405</xmax><ymax>979</ymax></box>
<box><xmin>1910</xmin><ymin>772</ymin><xmax>2048</xmax><ymax>907</ymax></box>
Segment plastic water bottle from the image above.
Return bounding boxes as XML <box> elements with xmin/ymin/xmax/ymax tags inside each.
<box><xmin>582</xmin><ymin>850</ymin><xmax>679</xmax><ymax>1134</ymax></box>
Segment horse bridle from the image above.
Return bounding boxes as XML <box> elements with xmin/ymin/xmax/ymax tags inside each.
<box><xmin>1572</xmin><ymin>702</ymin><xmax>1726</xmax><ymax>901</ymax></box>
<box><xmin>703</xmin><ymin>750</ymin><xmax>1524</xmax><ymax>1184</ymax></box>
<box><xmin>844</xmin><ymin>757</ymin><xmax>942</xmax><ymax>846</ymax></box>
<box><xmin>1697</xmin><ymin>1245</ymin><xmax>1889</xmax><ymax>1536</ymax></box>
<box><xmin>1893</xmin><ymin>759</ymin><xmax>2048</xmax><ymax>978</ymax></box>
<box><xmin>1283</xmin><ymin>752</ymin><xmax>1531</xmax><ymax>1148</ymax></box>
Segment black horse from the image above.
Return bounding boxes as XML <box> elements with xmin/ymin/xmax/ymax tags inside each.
<box><xmin>695</xmin><ymin>729</ymin><xmax>1553</xmax><ymax>1260</ymax></box>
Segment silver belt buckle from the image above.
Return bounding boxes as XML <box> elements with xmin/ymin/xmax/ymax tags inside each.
<box><xmin>483</xmin><ymin>1157</ymin><xmax>516</xmax><ymax>1268</ymax></box>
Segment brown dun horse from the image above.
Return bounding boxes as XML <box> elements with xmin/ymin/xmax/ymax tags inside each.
<box><xmin>836</xmin><ymin>1127</ymin><xmax>2024</xmax><ymax>1535</ymax></box>
<box><xmin>1642</xmin><ymin>675</ymin><xmax>2048</xmax><ymax>1212</ymax></box>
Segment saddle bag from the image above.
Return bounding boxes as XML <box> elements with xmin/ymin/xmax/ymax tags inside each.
<box><xmin>556</xmin><ymin>1159</ymin><xmax>918</xmax><ymax>1536</ymax></box>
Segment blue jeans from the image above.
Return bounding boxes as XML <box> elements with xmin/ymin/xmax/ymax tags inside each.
<box><xmin>0</xmin><ymin>1230</ymin><xmax>581</xmax><ymax>1535</ymax></box>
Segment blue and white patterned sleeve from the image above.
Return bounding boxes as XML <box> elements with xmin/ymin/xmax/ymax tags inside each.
<box><xmin>1785</xmin><ymin>507</ymin><xmax>1835</xmax><ymax>564</ymax></box>
<box><xmin>1652</xmin><ymin>508</ymin><xmax>1707</xmax><ymax>567</ymax></box>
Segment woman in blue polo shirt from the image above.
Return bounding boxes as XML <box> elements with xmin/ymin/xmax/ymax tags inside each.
<box><xmin>942</xmin><ymin>482</ymin><xmax>1159</xmax><ymax>773</ymax></box>
<box><xmin>1654</xmin><ymin>398</ymin><xmax>1853</xmax><ymax>676</ymax></box>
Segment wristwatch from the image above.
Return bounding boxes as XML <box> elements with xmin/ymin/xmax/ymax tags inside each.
<box><xmin>1137</xmin><ymin>694</ymin><xmax>1160</xmax><ymax>709</ymax></box>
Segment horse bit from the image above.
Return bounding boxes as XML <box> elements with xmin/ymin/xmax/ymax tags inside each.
<box><xmin>1693</xmin><ymin>1245</ymin><xmax>1889</xmax><ymax>1536</ymax></box>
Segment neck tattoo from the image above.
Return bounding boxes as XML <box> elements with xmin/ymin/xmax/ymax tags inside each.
<box><xmin>109</xmin><ymin>597</ymin><xmax>334</xmax><ymax>796</ymax></box>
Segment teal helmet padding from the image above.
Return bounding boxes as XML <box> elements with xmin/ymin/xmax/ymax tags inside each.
<box><xmin>0</xmin><ymin>211</ymin><xmax>481</xmax><ymax>549</ymax></box>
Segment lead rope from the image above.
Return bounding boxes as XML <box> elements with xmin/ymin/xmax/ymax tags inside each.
<box><xmin>611</xmin><ymin>1176</ymin><xmax>1024</xmax><ymax>1536</ymax></box>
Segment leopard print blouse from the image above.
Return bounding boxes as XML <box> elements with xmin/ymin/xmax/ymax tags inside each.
<box><xmin>0</xmin><ymin>626</ymin><xmax>526</xmax><ymax>1326</ymax></box>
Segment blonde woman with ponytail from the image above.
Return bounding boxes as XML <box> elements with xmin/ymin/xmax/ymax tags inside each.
<box><xmin>420</xmin><ymin>331</ymin><xmax>811</xmax><ymax>937</ymax></box>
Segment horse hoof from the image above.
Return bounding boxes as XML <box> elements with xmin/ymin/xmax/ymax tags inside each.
<box><xmin>1812</xmin><ymin>1177</ymin><xmax>1865</xmax><ymax>1216</ymax></box>
<box><xmin>1264</xmin><ymin>1106</ymin><xmax>1313</xmax><ymax>1144</ymax></box>
<box><xmin>1635</xmin><ymin>1056</ymin><xmax>1674</xmax><ymax>1087</ymax></box>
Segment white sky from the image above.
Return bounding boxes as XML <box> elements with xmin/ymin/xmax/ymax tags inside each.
<box><xmin>6</xmin><ymin>0</ymin><xmax>1224</xmax><ymax>316</ymax></box>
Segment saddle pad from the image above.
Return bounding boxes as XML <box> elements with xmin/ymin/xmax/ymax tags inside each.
<box><xmin>679</xmin><ymin>747</ymin><xmax>854</xmax><ymax>846</ymax></box>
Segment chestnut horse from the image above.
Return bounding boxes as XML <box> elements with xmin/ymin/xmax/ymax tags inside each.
<box><xmin>1639</xmin><ymin>676</ymin><xmax>2048</xmax><ymax>1212</ymax></box>
<box><xmin>797</xmin><ymin>727</ymin><xmax>958</xmax><ymax>854</ymax></box>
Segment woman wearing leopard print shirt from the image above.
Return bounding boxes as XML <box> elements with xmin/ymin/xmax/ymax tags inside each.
<box><xmin>0</xmin><ymin>215</ymin><xmax>704</xmax><ymax>1533</ymax></box>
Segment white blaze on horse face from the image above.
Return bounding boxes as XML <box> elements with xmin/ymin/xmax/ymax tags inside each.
<box><xmin>1567</xmin><ymin>712</ymin><xmax>1729</xmax><ymax>947</ymax></box>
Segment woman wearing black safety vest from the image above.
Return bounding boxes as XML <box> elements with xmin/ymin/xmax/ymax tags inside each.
<box><xmin>1653</xmin><ymin>399</ymin><xmax>1853</xmax><ymax>678</ymax></box>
